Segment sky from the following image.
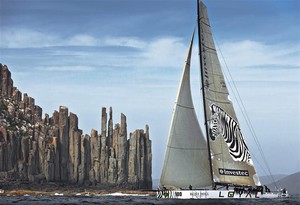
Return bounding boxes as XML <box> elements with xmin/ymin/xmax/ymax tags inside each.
<box><xmin>0</xmin><ymin>0</ymin><xmax>299</xmax><ymax>180</ymax></box>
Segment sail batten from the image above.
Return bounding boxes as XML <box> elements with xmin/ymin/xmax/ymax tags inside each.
<box><xmin>176</xmin><ymin>104</ymin><xmax>194</xmax><ymax>109</ymax></box>
<box><xmin>205</xmin><ymin>98</ymin><xmax>231</xmax><ymax>104</ymax></box>
<box><xmin>167</xmin><ymin>146</ymin><xmax>208</xmax><ymax>151</ymax></box>
<box><xmin>206</xmin><ymin>89</ymin><xmax>229</xmax><ymax>94</ymax></box>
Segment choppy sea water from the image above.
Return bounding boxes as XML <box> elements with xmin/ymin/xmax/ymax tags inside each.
<box><xmin>0</xmin><ymin>194</ymin><xmax>299</xmax><ymax>205</ymax></box>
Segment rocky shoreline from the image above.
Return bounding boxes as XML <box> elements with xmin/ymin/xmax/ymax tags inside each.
<box><xmin>0</xmin><ymin>182</ymin><xmax>156</xmax><ymax>197</ymax></box>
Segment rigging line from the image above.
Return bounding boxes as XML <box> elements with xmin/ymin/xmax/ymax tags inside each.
<box><xmin>214</xmin><ymin>41</ymin><xmax>274</xmax><ymax>183</ymax></box>
<box><xmin>248</xmin><ymin>150</ymin><xmax>270</xmax><ymax>181</ymax></box>
<box><xmin>222</xmin><ymin>55</ymin><xmax>278</xmax><ymax>188</ymax></box>
<box><xmin>213</xmin><ymin>36</ymin><xmax>278</xmax><ymax>189</ymax></box>
<box><xmin>217</xmin><ymin>42</ymin><xmax>278</xmax><ymax>188</ymax></box>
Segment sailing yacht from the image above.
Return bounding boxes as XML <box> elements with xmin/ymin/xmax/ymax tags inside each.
<box><xmin>157</xmin><ymin>0</ymin><xmax>288</xmax><ymax>199</ymax></box>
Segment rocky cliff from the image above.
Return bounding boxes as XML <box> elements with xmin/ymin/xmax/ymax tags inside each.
<box><xmin>0</xmin><ymin>64</ymin><xmax>152</xmax><ymax>189</ymax></box>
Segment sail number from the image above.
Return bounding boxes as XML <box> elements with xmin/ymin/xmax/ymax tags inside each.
<box><xmin>175</xmin><ymin>191</ymin><xmax>182</xmax><ymax>196</ymax></box>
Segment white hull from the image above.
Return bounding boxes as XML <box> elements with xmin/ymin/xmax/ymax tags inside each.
<box><xmin>157</xmin><ymin>189</ymin><xmax>288</xmax><ymax>199</ymax></box>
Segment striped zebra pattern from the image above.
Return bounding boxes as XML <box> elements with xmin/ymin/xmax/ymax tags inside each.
<box><xmin>209</xmin><ymin>104</ymin><xmax>251</xmax><ymax>163</ymax></box>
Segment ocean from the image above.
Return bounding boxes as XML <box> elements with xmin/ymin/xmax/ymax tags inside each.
<box><xmin>0</xmin><ymin>194</ymin><xmax>299</xmax><ymax>205</ymax></box>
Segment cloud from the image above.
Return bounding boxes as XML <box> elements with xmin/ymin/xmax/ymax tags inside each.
<box><xmin>1</xmin><ymin>28</ymin><xmax>190</xmax><ymax>76</ymax></box>
<box><xmin>36</xmin><ymin>65</ymin><xmax>96</xmax><ymax>72</ymax></box>
<box><xmin>0</xmin><ymin>29</ymin><xmax>61</xmax><ymax>48</ymax></box>
<box><xmin>2</xmin><ymin>29</ymin><xmax>299</xmax><ymax>88</ymax></box>
<box><xmin>141</xmin><ymin>37</ymin><xmax>187</xmax><ymax>68</ymax></box>
<box><xmin>3</xmin><ymin>29</ymin><xmax>299</xmax><ymax>93</ymax></box>
<box><xmin>0</xmin><ymin>29</ymin><xmax>147</xmax><ymax>49</ymax></box>
<box><xmin>0</xmin><ymin>29</ymin><xmax>185</xmax><ymax>74</ymax></box>
<box><xmin>103</xmin><ymin>37</ymin><xmax>146</xmax><ymax>49</ymax></box>
<box><xmin>218</xmin><ymin>40</ymin><xmax>300</xmax><ymax>68</ymax></box>
<box><xmin>66</xmin><ymin>34</ymin><xmax>98</xmax><ymax>46</ymax></box>
<box><xmin>216</xmin><ymin>40</ymin><xmax>300</xmax><ymax>84</ymax></box>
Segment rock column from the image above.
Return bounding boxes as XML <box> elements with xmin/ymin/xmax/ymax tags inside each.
<box><xmin>58</xmin><ymin>106</ymin><xmax>69</xmax><ymax>181</ymax></box>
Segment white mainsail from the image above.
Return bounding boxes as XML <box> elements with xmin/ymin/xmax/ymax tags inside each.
<box><xmin>198</xmin><ymin>1</ymin><xmax>261</xmax><ymax>186</ymax></box>
<box><xmin>159</xmin><ymin>30</ymin><xmax>211</xmax><ymax>189</ymax></box>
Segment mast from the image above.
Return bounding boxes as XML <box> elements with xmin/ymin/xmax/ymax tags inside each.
<box><xmin>197</xmin><ymin>0</ymin><xmax>214</xmax><ymax>187</ymax></box>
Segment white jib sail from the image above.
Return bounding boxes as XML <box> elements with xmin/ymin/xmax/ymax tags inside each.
<box><xmin>159</xmin><ymin>30</ymin><xmax>211</xmax><ymax>189</ymax></box>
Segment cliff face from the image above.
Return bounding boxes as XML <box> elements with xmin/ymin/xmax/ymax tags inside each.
<box><xmin>0</xmin><ymin>64</ymin><xmax>152</xmax><ymax>189</ymax></box>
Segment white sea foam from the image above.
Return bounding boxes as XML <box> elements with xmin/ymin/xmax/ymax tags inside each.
<box><xmin>101</xmin><ymin>192</ymin><xmax>149</xmax><ymax>197</ymax></box>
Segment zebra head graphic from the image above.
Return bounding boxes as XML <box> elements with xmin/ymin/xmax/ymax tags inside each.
<box><xmin>209</xmin><ymin>109</ymin><xmax>223</xmax><ymax>140</ymax></box>
<box><xmin>209</xmin><ymin>104</ymin><xmax>252</xmax><ymax>163</ymax></box>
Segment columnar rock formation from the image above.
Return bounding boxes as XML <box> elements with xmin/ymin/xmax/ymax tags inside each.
<box><xmin>0</xmin><ymin>64</ymin><xmax>152</xmax><ymax>189</ymax></box>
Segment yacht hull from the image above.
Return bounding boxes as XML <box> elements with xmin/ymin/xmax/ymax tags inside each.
<box><xmin>156</xmin><ymin>189</ymin><xmax>288</xmax><ymax>199</ymax></box>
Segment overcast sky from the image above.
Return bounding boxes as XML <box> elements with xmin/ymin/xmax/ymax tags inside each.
<box><xmin>1</xmin><ymin>0</ymin><xmax>299</xmax><ymax>180</ymax></box>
